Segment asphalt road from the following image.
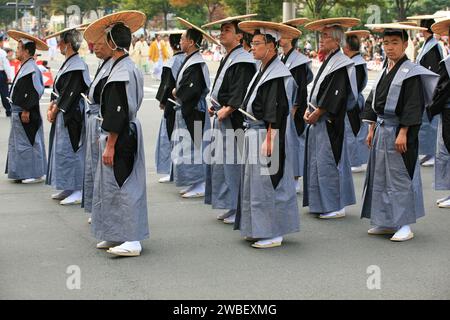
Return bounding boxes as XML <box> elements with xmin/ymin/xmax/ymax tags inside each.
<box><xmin>0</xmin><ymin>52</ymin><xmax>449</xmax><ymax>300</ymax></box>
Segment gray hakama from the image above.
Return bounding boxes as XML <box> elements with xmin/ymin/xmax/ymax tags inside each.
<box><xmin>205</xmin><ymin>46</ymin><xmax>255</xmax><ymax>210</ymax></box>
<box><xmin>417</xmin><ymin>37</ymin><xmax>443</xmax><ymax>156</ymax></box>
<box><xmin>234</xmin><ymin>58</ymin><xmax>300</xmax><ymax>238</ymax></box>
<box><xmin>345</xmin><ymin>54</ymin><xmax>369</xmax><ymax>167</ymax></box>
<box><xmin>155</xmin><ymin>52</ymin><xmax>185</xmax><ymax>175</ymax></box>
<box><xmin>46</xmin><ymin>54</ymin><xmax>91</xmax><ymax>191</ymax></box>
<box><xmin>361</xmin><ymin>59</ymin><xmax>439</xmax><ymax>228</ymax></box>
<box><xmin>428</xmin><ymin>56</ymin><xmax>450</xmax><ymax>190</ymax></box>
<box><xmin>91</xmin><ymin>55</ymin><xmax>149</xmax><ymax>242</ymax></box>
<box><xmin>82</xmin><ymin>58</ymin><xmax>113</xmax><ymax>213</ymax></box>
<box><xmin>303</xmin><ymin>50</ymin><xmax>358</xmax><ymax>213</ymax></box>
<box><xmin>6</xmin><ymin>58</ymin><xmax>46</xmax><ymax>180</ymax></box>
<box><xmin>172</xmin><ymin>51</ymin><xmax>211</xmax><ymax>187</ymax></box>
<box><xmin>282</xmin><ymin>50</ymin><xmax>313</xmax><ymax>177</ymax></box>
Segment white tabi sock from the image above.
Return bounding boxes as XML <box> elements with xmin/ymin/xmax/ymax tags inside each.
<box><xmin>392</xmin><ymin>225</ymin><xmax>412</xmax><ymax>240</ymax></box>
<box><xmin>254</xmin><ymin>236</ymin><xmax>283</xmax><ymax>246</ymax></box>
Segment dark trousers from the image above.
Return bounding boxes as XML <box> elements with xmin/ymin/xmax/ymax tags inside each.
<box><xmin>0</xmin><ymin>71</ymin><xmax>11</xmax><ymax>115</ymax></box>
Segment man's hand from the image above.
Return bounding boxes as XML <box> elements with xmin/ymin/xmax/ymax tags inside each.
<box><xmin>20</xmin><ymin>111</ymin><xmax>30</xmax><ymax>124</ymax></box>
<box><xmin>366</xmin><ymin>123</ymin><xmax>375</xmax><ymax>148</ymax></box>
<box><xmin>159</xmin><ymin>103</ymin><xmax>165</xmax><ymax>110</ymax></box>
<box><xmin>48</xmin><ymin>104</ymin><xmax>58</xmax><ymax>123</ymax></box>
<box><xmin>217</xmin><ymin>106</ymin><xmax>233</xmax><ymax>121</ymax></box>
<box><xmin>47</xmin><ymin>103</ymin><xmax>54</xmax><ymax>123</ymax></box>
<box><xmin>395</xmin><ymin>127</ymin><xmax>408</xmax><ymax>154</ymax></box>
<box><xmin>303</xmin><ymin>110</ymin><xmax>311</xmax><ymax>123</ymax></box>
<box><xmin>261</xmin><ymin>127</ymin><xmax>276</xmax><ymax>157</ymax></box>
<box><xmin>102</xmin><ymin>145</ymin><xmax>115</xmax><ymax>167</ymax></box>
<box><xmin>172</xmin><ymin>88</ymin><xmax>177</xmax><ymax>98</ymax></box>
<box><xmin>305</xmin><ymin>108</ymin><xmax>323</xmax><ymax>125</ymax></box>
<box><xmin>291</xmin><ymin>106</ymin><xmax>299</xmax><ymax>118</ymax></box>
<box><xmin>208</xmin><ymin>106</ymin><xmax>215</xmax><ymax>117</ymax></box>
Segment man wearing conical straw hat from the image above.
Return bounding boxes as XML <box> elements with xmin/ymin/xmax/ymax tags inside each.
<box><xmin>361</xmin><ymin>23</ymin><xmax>439</xmax><ymax>241</ymax></box>
<box><xmin>155</xmin><ymin>30</ymin><xmax>185</xmax><ymax>184</ymax></box>
<box><xmin>407</xmin><ymin>14</ymin><xmax>446</xmax><ymax>167</ymax></box>
<box><xmin>81</xmin><ymin>21</ymin><xmax>115</xmax><ymax>223</ymax></box>
<box><xmin>201</xmin><ymin>14</ymin><xmax>257</xmax><ymax>224</ymax></box>
<box><xmin>82</xmin><ymin>11</ymin><xmax>149</xmax><ymax>257</ymax></box>
<box><xmin>280</xmin><ymin>18</ymin><xmax>313</xmax><ymax>194</ymax></box>
<box><xmin>45</xmin><ymin>24</ymin><xmax>91</xmax><ymax>206</ymax></box>
<box><xmin>426</xmin><ymin>18</ymin><xmax>450</xmax><ymax>209</ymax></box>
<box><xmin>5</xmin><ymin>30</ymin><xmax>48</xmax><ymax>184</ymax></box>
<box><xmin>302</xmin><ymin>18</ymin><xmax>359</xmax><ymax>220</ymax></box>
<box><xmin>343</xmin><ymin>30</ymin><xmax>370</xmax><ymax>174</ymax></box>
<box><xmin>232</xmin><ymin>20</ymin><xmax>301</xmax><ymax>248</ymax></box>
<box><xmin>171</xmin><ymin>18</ymin><xmax>217</xmax><ymax>199</ymax></box>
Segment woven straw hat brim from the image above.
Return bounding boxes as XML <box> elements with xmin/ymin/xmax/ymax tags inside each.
<box><xmin>407</xmin><ymin>14</ymin><xmax>448</xmax><ymax>21</ymax></box>
<box><xmin>282</xmin><ymin>18</ymin><xmax>310</xmax><ymax>27</ymax></box>
<box><xmin>7</xmin><ymin>30</ymin><xmax>49</xmax><ymax>51</ymax></box>
<box><xmin>202</xmin><ymin>14</ymin><xmax>258</xmax><ymax>28</ymax></box>
<box><xmin>431</xmin><ymin>18</ymin><xmax>450</xmax><ymax>35</ymax></box>
<box><xmin>366</xmin><ymin>23</ymin><xmax>428</xmax><ymax>32</ymax></box>
<box><xmin>44</xmin><ymin>23</ymin><xmax>90</xmax><ymax>40</ymax></box>
<box><xmin>83</xmin><ymin>11</ymin><xmax>146</xmax><ymax>43</ymax></box>
<box><xmin>398</xmin><ymin>21</ymin><xmax>418</xmax><ymax>27</ymax></box>
<box><xmin>345</xmin><ymin>30</ymin><xmax>371</xmax><ymax>38</ymax></box>
<box><xmin>177</xmin><ymin>17</ymin><xmax>220</xmax><ymax>45</ymax></box>
<box><xmin>238</xmin><ymin>21</ymin><xmax>301</xmax><ymax>39</ymax></box>
<box><xmin>304</xmin><ymin>18</ymin><xmax>360</xmax><ymax>31</ymax></box>
<box><xmin>155</xmin><ymin>29</ymin><xmax>185</xmax><ymax>35</ymax></box>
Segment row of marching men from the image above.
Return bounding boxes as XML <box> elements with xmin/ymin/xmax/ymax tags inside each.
<box><xmin>5</xmin><ymin>11</ymin><xmax>450</xmax><ymax>255</ymax></box>
<box><xmin>6</xmin><ymin>11</ymin><xmax>151</xmax><ymax>257</ymax></box>
<box><xmin>155</xmin><ymin>13</ymin><xmax>450</xmax><ymax>248</ymax></box>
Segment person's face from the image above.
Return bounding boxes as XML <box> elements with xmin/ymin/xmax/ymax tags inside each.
<box><xmin>319</xmin><ymin>27</ymin><xmax>339</xmax><ymax>54</ymax></box>
<box><xmin>16</xmin><ymin>42</ymin><xmax>26</xmax><ymax>61</ymax></box>
<box><xmin>156</xmin><ymin>35</ymin><xmax>161</xmax><ymax>41</ymax></box>
<box><xmin>251</xmin><ymin>34</ymin><xmax>273</xmax><ymax>61</ymax></box>
<box><xmin>343</xmin><ymin>44</ymin><xmax>351</xmax><ymax>56</ymax></box>
<box><xmin>180</xmin><ymin>32</ymin><xmax>193</xmax><ymax>53</ymax></box>
<box><xmin>58</xmin><ymin>36</ymin><xmax>68</xmax><ymax>55</ymax></box>
<box><xmin>278</xmin><ymin>38</ymin><xmax>292</xmax><ymax>50</ymax></box>
<box><xmin>219</xmin><ymin>23</ymin><xmax>241</xmax><ymax>48</ymax></box>
<box><xmin>383</xmin><ymin>35</ymin><xmax>408</xmax><ymax>61</ymax></box>
<box><xmin>93</xmin><ymin>37</ymin><xmax>113</xmax><ymax>60</ymax></box>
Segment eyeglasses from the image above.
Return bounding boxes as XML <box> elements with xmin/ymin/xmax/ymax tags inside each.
<box><xmin>250</xmin><ymin>41</ymin><xmax>266</xmax><ymax>47</ymax></box>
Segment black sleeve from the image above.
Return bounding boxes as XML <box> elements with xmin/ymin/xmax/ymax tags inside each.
<box><xmin>176</xmin><ymin>64</ymin><xmax>206</xmax><ymax>118</ymax></box>
<box><xmin>11</xmin><ymin>73</ymin><xmax>40</xmax><ymax>111</ymax></box>
<box><xmin>420</xmin><ymin>45</ymin><xmax>442</xmax><ymax>74</ymax></box>
<box><xmin>252</xmin><ymin>77</ymin><xmax>289</xmax><ymax>130</ymax></box>
<box><xmin>56</xmin><ymin>71</ymin><xmax>88</xmax><ymax>113</ymax></box>
<box><xmin>176</xmin><ymin>64</ymin><xmax>206</xmax><ymax>106</ymax></box>
<box><xmin>396</xmin><ymin>75</ymin><xmax>424</xmax><ymax>127</ymax></box>
<box><xmin>355</xmin><ymin>64</ymin><xmax>367</xmax><ymax>93</ymax></box>
<box><xmin>318</xmin><ymin>67</ymin><xmax>350</xmax><ymax>116</ymax></box>
<box><xmin>427</xmin><ymin>63</ymin><xmax>450</xmax><ymax>118</ymax></box>
<box><xmin>361</xmin><ymin>90</ymin><xmax>377</xmax><ymax>122</ymax></box>
<box><xmin>101</xmin><ymin>81</ymin><xmax>129</xmax><ymax>134</ymax></box>
<box><xmin>291</xmin><ymin>64</ymin><xmax>308</xmax><ymax>109</ymax></box>
<box><xmin>219</xmin><ymin>62</ymin><xmax>256</xmax><ymax>109</ymax></box>
<box><xmin>156</xmin><ymin>66</ymin><xmax>175</xmax><ymax>105</ymax></box>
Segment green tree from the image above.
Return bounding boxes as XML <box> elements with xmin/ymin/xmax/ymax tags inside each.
<box><xmin>121</xmin><ymin>0</ymin><xmax>171</xmax><ymax>29</ymax></box>
<box><xmin>0</xmin><ymin>0</ymin><xmax>16</xmax><ymax>28</ymax></box>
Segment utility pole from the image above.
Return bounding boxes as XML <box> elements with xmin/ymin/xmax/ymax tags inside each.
<box><xmin>283</xmin><ymin>1</ymin><xmax>295</xmax><ymax>22</ymax></box>
<box><xmin>246</xmin><ymin>0</ymin><xmax>251</xmax><ymax>15</ymax></box>
<box><xmin>15</xmin><ymin>0</ymin><xmax>19</xmax><ymax>28</ymax></box>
